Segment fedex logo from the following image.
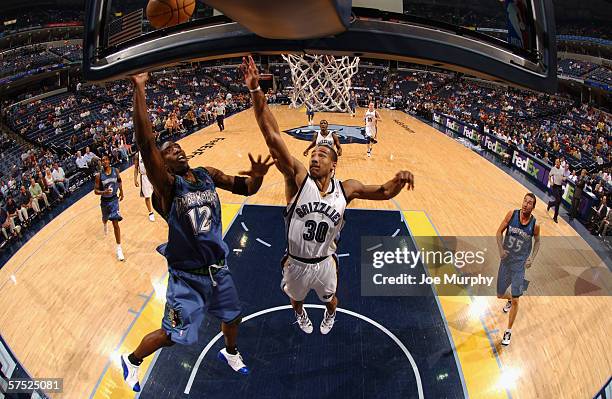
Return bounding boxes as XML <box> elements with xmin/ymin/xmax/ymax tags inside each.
<box><xmin>512</xmin><ymin>151</ymin><xmax>539</xmax><ymax>179</ymax></box>
<box><xmin>464</xmin><ymin>128</ymin><xmax>479</xmax><ymax>141</ymax></box>
<box><xmin>483</xmin><ymin>136</ymin><xmax>502</xmax><ymax>154</ymax></box>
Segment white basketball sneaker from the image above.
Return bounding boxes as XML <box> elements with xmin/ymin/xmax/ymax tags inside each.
<box><xmin>117</xmin><ymin>246</ymin><xmax>125</xmax><ymax>261</ymax></box>
<box><xmin>120</xmin><ymin>354</ymin><xmax>141</xmax><ymax>392</ymax></box>
<box><xmin>320</xmin><ymin>310</ymin><xmax>336</xmax><ymax>335</ymax></box>
<box><xmin>501</xmin><ymin>330</ymin><xmax>512</xmax><ymax>346</ymax></box>
<box><xmin>503</xmin><ymin>300</ymin><xmax>512</xmax><ymax>313</ymax></box>
<box><xmin>217</xmin><ymin>348</ymin><xmax>249</xmax><ymax>375</ymax></box>
<box><xmin>148</xmin><ymin>212</ymin><xmax>155</xmax><ymax>222</ymax></box>
<box><xmin>294</xmin><ymin>309</ymin><xmax>313</xmax><ymax>334</ymax></box>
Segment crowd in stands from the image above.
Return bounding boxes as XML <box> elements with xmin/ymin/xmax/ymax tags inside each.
<box><xmin>0</xmin><ymin>8</ymin><xmax>84</xmax><ymax>36</ymax></box>
<box><xmin>1</xmin><ymin>54</ymin><xmax>611</xmax><ymax>249</ymax></box>
<box><xmin>48</xmin><ymin>43</ymin><xmax>83</xmax><ymax>63</ymax></box>
<box><xmin>0</xmin><ymin>67</ymin><xmax>254</xmax><ymax>249</ymax></box>
<box><xmin>557</xmin><ymin>59</ymin><xmax>600</xmax><ymax>78</ymax></box>
<box><xmin>0</xmin><ymin>45</ymin><xmax>62</xmax><ymax>79</ymax></box>
<box><xmin>0</xmin><ymin>42</ymin><xmax>82</xmax><ymax>84</ymax></box>
<box><xmin>557</xmin><ymin>58</ymin><xmax>612</xmax><ymax>87</ymax></box>
<box><xmin>0</xmin><ymin>141</ymin><xmax>73</xmax><ymax>249</ymax></box>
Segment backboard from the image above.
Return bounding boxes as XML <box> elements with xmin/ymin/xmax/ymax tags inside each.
<box><xmin>83</xmin><ymin>0</ymin><xmax>557</xmax><ymax>92</ymax></box>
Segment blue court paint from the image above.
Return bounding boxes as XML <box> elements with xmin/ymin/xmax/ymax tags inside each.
<box><xmin>138</xmin><ymin>205</ymin><xmax>464</xmax><ymax>398</ymax></box>
<box><xmin>184</xmin><ymin>304</ymin><xmax>424</xmax><ymax>398</ymax></box>
<box><xmin>241</xmin><ymin>222</ymin><xmax>249</xmax><ymax>231</ymax></box>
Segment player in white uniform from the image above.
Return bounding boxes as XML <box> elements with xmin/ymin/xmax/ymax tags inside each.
<box><xmin>303</xmin><ymin>120</ymin><xmax>342</xmax><ymax>157</ymax></box>
<box><xmin>241</xmin><ymin>56</ymin><xmax>414</xmax><ymax>335</ymax></box>
<box><xmin>133</xmin><ymin>151</ymin><xmax>155</xmax><ymax>222</ymax></box>
<box><xmin>364</xmin><ymin>102</ymin><xmax>381</xmax><ymax>157</ymax></box>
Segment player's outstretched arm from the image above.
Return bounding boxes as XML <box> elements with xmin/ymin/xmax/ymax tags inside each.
<box><xmin>240</xmin><ymin>56</ymin><xmax>306</xmax><ymax>183</ymax></box>
<box><xmin>303</xmin><ymin>135</ymin><xmax>317</xmax><ymax>156</ymax></box>
<box><xmin>130</xmin><ymin>73</ymin><xmax>174</xmax><ymax>200</ymax></box>
<box><xmin>342</xmin><ymin>171</ymin><xmax>414</xmax><ymax>203</ymax></box>
<box><xmin>332</xmin><ymin>133</ymin><xmax>343</xmax><ymax>156</ymax></box>
<box><xmin>496</xmin><ymin>211</ymin><xmax>513</xmax><ymax>260</ymax></box>
<box><xmin>206</xmin><ymin>154</ymin><xmax>274</xmax><ymax>196</ymax></box>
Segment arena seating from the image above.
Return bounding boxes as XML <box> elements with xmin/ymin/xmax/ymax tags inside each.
<box><xmin>587</xmin><ymin>67</ymin><xmax>612</xmax><ymax>85</ymax></box>
<box><xmin>557</xmin><ymin>59</ymin><xmax>600</xmax><ymax>77</ymax></box>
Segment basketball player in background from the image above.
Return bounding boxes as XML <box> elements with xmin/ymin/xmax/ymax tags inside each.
<box><xmin>120</xmin><ymin>72</ymin><xmax>274</xmax><ymax>392</ymax></box>
<box><xmin>94</xmin><ymin>155</ymin><xmax>125</xmax><ymax>261</ymax></box>
<box><xmin>133</xmin><ymin>151</ymin><xmax>155</xmax><ymax>222</ymax></box>
<box><xmin>303</xmin><ymin>120</ymin><xmax>342</xmax><ymax>157</ymax></box>
<box><xmin>496</xmin><ymin>193</ymin><xmax>540</xmax><ymax>346</ymax></box>
<box><xmin>242</xmin><ymin>55</ymin><xmax>414</xmax><ymax>335</ymax></box>
<box><xmin>364</xmin><ymin>102</ymin><xmax>381</xmax><ymax>157</ymax></box>
<box><xmin>306</xmin><ymin>103</ymin><xmax>315</xmax><ymax>126</ymax></box>
<box><xmin>348</xmin><ymin>90</ymin><xmax>357</xmax><ymax>118</ymax></box>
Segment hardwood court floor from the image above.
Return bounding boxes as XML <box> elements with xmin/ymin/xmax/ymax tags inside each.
<box><xmin>0</xmin><ymin>106</ymin><xmax>609</xmax><ymax>398</ymax></box>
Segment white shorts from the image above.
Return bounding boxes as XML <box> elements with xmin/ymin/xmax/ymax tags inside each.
<box><xmin>140</xmin><ymin>174</ymin><xmax>154</xmax><ymax>198</ymax></box>
<box><xmin>281</xmin><ymin>255</ymin><xmax>338</xmax><ymax>302</ymax></box>
<box><xmin>365</xmin><ymin>126</ymin><xmax>376</xmax><ymax>138</ymax></box>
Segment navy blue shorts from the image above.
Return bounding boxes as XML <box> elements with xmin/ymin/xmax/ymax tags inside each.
<box><xmin>101</xmin><ymin>198</ymin><xmax>122</xmax><ymax>222</ymax></box>
<box><xmin>162</xmin><ymin>267</ymin><xmax>242</xmax><ymax>345</ymax></box>
<box><xmin>496</xmin><ymin>259</ymin><xmax>527</xmax><ymax>297</ymax></box>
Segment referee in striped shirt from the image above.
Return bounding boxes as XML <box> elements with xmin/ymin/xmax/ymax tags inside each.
<box><xmin>214</xmin><ymin>100</ymin><xmax>226</xmax><ymax>131</ymax></box>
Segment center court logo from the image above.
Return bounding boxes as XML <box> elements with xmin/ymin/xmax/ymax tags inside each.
<box><xmin>284</xmin><ymin>124</ymin><xmax>370</xmax><ymax>144</ymax></box>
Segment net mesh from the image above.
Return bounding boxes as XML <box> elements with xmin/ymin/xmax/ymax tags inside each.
<box><xmin>282</xmin><ymin>54</ymin><xmax>360</xmax><ymax>112</ymax></box>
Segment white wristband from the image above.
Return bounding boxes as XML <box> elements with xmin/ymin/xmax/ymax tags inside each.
<box><xmin>249</xmin><ymin>86</ymin><xmax>262</xmax><ymax>93</ymax></box>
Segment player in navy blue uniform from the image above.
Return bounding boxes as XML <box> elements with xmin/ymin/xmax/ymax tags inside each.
<box><xmin>120</xmin><ymin>72</ymin><xmax>274</xmax><ymax>392</ymax></box>
<box><xmin>306</xmin><ymin>103</ymin><xmax>315</xmax><ymax>126</ymax></box>
<box><xmin>94</xmin><ymin>155</ymin><xmax>125</xmax><ymax>261</ymax></box>
<box><xmin>496</xmin><ymin>193</ymin><xmax>540</xmax><ymax>346</ymax></box>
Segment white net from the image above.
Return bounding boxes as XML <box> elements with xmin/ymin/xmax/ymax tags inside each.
<box><xmin>282</xmin><ymin>54</ymin><xmax>360</xmax><ymax>113</ymax></box>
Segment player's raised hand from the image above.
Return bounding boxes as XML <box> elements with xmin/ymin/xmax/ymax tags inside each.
<box><xmin>395</xmin><ymin>170</ymin><xmax>414</xmax><ymax>191</ymax></box>
<box><xmin>130</xmin><ymin>72</ymin><xmax>149</xmax><ymax>87</ymax></box>
<box><xmin>240</xmin><ymin>56</ymin><xmax>260</xmax><ymax>90</ymax></box>
<box><xmin>239</xmin><ymin>153</ymin><xmax>275</xmax><ymax>177</ymax></box>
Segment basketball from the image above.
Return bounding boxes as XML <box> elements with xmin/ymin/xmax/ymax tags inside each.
<box><xmin>146</xmin><ymin>0</ymin><xmax>195</xmax><ymax>29</ymax></box>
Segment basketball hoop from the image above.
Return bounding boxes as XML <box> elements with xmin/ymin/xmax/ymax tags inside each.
<box><xmin>282</xmin><ymin>54</ymin><xmax>360</xmax><ymax>113</ymax></box>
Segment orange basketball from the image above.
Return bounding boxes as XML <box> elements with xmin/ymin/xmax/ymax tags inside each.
<box><xmin>146</xmin><ymin>0</ymin><xmax>196</xmax><ymax>29</ymax></box>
